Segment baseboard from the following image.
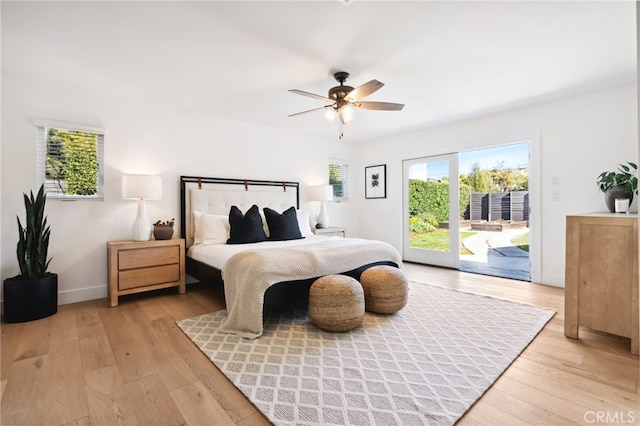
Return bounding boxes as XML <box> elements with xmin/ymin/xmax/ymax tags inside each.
<box><xmin>0</xmin><ymin>278</ymin><xmax>208</xmax><ymax>313</ymax></box>
<box><xmin>58</xmin><ymin>285</ymin><xmax>108</xmax><ymax>305</ymax></box>
<box><xmin>0</xmin><ymin>284</ymin><xmax>108</xmax><ymax>315</ymax></box>
<box><xmin>539</xmin><ymin>273</ymin><xmax>564</xmax><ymax>288</ymax></box>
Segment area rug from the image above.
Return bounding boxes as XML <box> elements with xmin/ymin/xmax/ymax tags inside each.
<box><xmin>177</xmin><ymin>282</ymin><xmax>554</xmax><ymax>426</ymax></box>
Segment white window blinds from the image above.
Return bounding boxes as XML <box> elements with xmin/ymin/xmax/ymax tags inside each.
<box><xmin>329</xmin><ymin>162</ymin><xmax>348</xmax><ymax>202</ymax></box>
<box><xmin>36</xmin><ymin>120</ymin><xmax>105</xmax><ymax>200</ymax></box>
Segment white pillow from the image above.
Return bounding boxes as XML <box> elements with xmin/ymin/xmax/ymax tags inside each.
<box><xmin>193</xmin><ymin>210</ymin><xmax>204</xmax><ymax>244</ymax></box>
<box><xmin>260</xmin><ymin>212</ymin><xmax>270</xmax><ymax>238</ymax></box>
<box><xmin>193</xmin><ymin>210</ymin><xmax>230</xmax><ymax>245</ymax></box>
<box><xmin>297</xmin><ymin>210</ymin><xmax>314</xmax><ymax>237</ymax></box>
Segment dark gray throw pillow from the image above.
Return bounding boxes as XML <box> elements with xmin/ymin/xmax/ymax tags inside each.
<box><xmin>227</xmin><ymin>205</ymin><xmax>267</xmax><ymax>244</ymax></box>
<box><xmin>264</xmin><ymin>206</ymin><xmax>304</xmax><ymax>241</ymax></box>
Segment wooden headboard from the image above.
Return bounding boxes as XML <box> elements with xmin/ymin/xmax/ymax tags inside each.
<box><xmin>180</xmin><ymin>176</ymin><xmax>300</xmax><ymax>248</ymax></box>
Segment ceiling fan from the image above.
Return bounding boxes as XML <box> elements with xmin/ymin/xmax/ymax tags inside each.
<box><xmin>288</xmin><ymin>71</ymin><xmax>405</xmax><ymax>139</ymax></box>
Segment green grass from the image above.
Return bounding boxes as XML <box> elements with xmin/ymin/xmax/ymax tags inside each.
<box><xmin>410</xmin><ymin>230</ymin><xmax>476</xmax><ymax>254</ymax></box>
<box><xmin>511</xmin><ymin>232</ymin><xmax>530</xmax><ymax>252</ymax></box>
<box><xmin>410</xmin><ymin>230</ymin><xmax>530</xmax><ymax>254</ymax></box>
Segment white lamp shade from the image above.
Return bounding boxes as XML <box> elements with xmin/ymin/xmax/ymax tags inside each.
<box><xmin>339</xmin><ymin>104</ymin><xmax>354</xmax><ymax>125</ymax></box>
<box><xmin>122</xmin><ymin>174</ymin><xmax>162</xmax><ymax>200</ymax></box>
<box><xmin>309</xmin><ymin>185</ymin><xmax>334</xmax><ymax>202</ymax></box>
<box><xmin>324</xmin><ymin>107</ymin><xmax>337</xmax><ymax>122</ymax></box>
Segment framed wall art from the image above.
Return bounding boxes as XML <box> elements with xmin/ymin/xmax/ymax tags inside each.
<box><xmin>365</xmin><ymin>164</ymin><xmax>386</xmax><ymax>199</ymax></box>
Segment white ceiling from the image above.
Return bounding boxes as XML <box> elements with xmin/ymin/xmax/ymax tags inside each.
<box><xmin>3</xmin><ymin>1</ymin><xmax>637</xmax><ymax>142</ymax></box>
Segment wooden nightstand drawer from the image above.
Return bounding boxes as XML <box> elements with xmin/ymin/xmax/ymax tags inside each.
<box><xmin>107</xmin><ymin>239</ymin><xmax>186</xmax><ymax>307</ymax></box>
<box><xmin>119</xmin><ymin>246</ymin><xmax>179</xmax><ymax>270</ymax></box>
<box><xmin>119</xmin><ymin>264</ymin><xmax>180</xmax><ymax>290</ymax></box>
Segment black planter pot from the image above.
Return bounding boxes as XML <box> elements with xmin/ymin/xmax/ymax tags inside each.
<box><xmin>3</xmin><ymin>273</ymin><xmax>58</xmax><ymax>323</ymax></box>
<box><xmin>153</xmin><ymin>225</ymin><xmax>174</xmax><ymax>240</ymax></box>
<box><xmin>604</xmin><ymin>185</ymin><xmax>634</xmax><ymax>213</ymax></box>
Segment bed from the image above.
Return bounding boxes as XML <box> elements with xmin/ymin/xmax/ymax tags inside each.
<box><xmin>180</xmin><ymin>176</ymin><xmax>403</xmax><ymax>338</ymax></box>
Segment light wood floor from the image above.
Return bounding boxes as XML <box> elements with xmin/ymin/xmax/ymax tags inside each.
<box><xmin>1</xmin><ymin>263</ymin><xmax>638</xmax><ymax>425</ymax></box>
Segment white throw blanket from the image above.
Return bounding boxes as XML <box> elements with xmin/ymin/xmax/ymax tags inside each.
<box><xmin>219</xmin><ymin>238</ymin><xmax>403</xmax><ymax>338</ymax></box>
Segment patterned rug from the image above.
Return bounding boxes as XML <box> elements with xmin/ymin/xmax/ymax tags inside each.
<box><xmin>177</xmin><ymin>282</ymin><xmax>554</xmax><ymax>426</ymax></box>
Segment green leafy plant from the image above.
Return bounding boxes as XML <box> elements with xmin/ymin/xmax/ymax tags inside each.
<box><xmin>409</xmin><ymin>215</ymin><xmax>437</xmax><ymax>233</ymax></box>
<box><xmin>596</xmin><ymin>162</ymin><xmax>638</xmax><ymax>194</ymax></box>
<box><xmin>16</xmin><ymin>184</ymin><xmax>52</xmax><ymax>280</ymax></box>
<box><xmin>153</xmin><ymin>218</ymin><xmax>175</xmax><ymax>227</ymax></box>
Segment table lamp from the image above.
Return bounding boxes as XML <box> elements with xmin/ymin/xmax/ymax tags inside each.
<box><xmin>310</xmin><ymin>185</ymin><xmax>334</xmax><ymax>228</ymax></box>
<box><xmin>122</xmin><ymin>174</ymin><xmax>162</xmax><ymax>241</ymax></box>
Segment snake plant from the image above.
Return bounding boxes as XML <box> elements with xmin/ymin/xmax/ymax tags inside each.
<box><xmin>16</xmin><ymin>184</ymin><xmax>52</xmax><ymax>280</ymax></box>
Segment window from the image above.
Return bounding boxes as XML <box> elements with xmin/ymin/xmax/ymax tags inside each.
<box><xmin>329</xmin><ymin>162</ymin><xmax>348</xmax><ymax>202</ymax></box>
<box><xmin>36</xmin><ymin>120</ymin><xmax>105</xmax><ymax>200</ymax></box>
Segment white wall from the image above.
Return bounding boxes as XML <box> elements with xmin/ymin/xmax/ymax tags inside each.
<box><xmin>637</xmin><ymin>4</ymin><xmax>640</xmax><ymax>349</ymax></box>
<box><xmin>1</xmin><ymin>72</ymin><xmax>357</xmax><ymax>305</ymax></box>
<box><xmin>1</xmin><ymin>0</ymin><xmax>636</xmax><ymax>305</ymax></box>
<box><xmin>354</xmin><ymin>84</ymin><xmax>638</xmax><ymax>287</ymax></box>
<box><xmin>3</xmin><ymin>71</ymin><xmax>637</xmax><ymax>304</ymax></box>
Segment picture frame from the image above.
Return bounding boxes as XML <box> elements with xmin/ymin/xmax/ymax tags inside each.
<box><xmin>365</xmin><ymin>164</ymin><xmax>386</xmax><ymax>199</ymax></box>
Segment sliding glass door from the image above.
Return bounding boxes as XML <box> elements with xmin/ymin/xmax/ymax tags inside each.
<box><xmin>402</xmin><ymin>141</ymin><xmax>534</xmax><ymax>282</ymax></box>
<box><xmin>403</xmin><ymin>154</ymin><xmax>459</xmax><ymax>268</ymax></box>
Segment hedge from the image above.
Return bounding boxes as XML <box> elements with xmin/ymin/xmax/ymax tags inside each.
<box><xmin>408</xmin><ymin>179</ymin><xmax>472</xmax><ymax>224</ymax></box>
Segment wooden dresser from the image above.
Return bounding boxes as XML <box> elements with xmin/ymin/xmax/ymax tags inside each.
<box><xmin>564</xmin><ymin>213</ymin><xmax>638</xmax><ymax>354</ymax></box>
<box><xmin>107</xmin><ymin>239</ymin><xmax>186</xmax><ymax>307</ymax></box>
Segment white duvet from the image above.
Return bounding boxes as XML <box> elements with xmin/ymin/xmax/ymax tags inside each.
<box><xmin>187</xmin><ymin>236</ymin><xmax>403</xmax><ymax>338</ymax></box>
<box><xmin>187</xmin><ymin>235</ymin><xmax>343</xmax><ymax>270</ymax></box>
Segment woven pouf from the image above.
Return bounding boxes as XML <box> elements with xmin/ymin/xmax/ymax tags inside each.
<box><xmin>360</xmin><ymin>265</ymin><xmax>409</xmax><ymax>314</ymax></box>
<box><xmin>309</xmin><ymin>275</ymin><xmax>365</xmax><ymax>332</ymax></box>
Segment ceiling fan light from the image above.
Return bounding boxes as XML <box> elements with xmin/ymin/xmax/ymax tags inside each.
<box><xmin>288</xmin><ymin>71</ymin><xmax>403</xmax><ymax>139</ymax></box>
<box><xmin>324</xmin><ymin>106</ymin><xmax>337</xmax><ymax>122</ymax></box>
<box><xmin>339</xmin><ymin>104</ymin><xmax>354</xmax><ymax>125</ymax></box>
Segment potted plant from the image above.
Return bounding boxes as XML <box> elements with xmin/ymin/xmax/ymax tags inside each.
<box><xmin>153</xmin><ymin>218</ymin><xmax>175</xmax><ymax>240</ymax></box>
<box><xmin>3</xmin><ymin>184</ymin><xmax>57</xmax><ymax>323</ymax></box>
<box><xmin>596</xmin><ymin>162</ymin><xmax>638</xmax><ymax>213</ymax></box>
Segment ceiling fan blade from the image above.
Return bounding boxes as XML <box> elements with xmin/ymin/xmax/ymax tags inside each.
<box><xmin>344</xmin><ymin>79</ymin><xmax>384</xmax><ymax>102</ymax></box>
<box><xmin>288</xmin><ymin>89</ymin><xmax>333</xmax><ymax>103</ymax></box>
<box><xmin>288</xmin><ymin>106</ymin><xmax>327</xmax><ymax>117</ymax></box>
<box><xmin>353</xmin><ymin>101</ymin><xmax>405</xmax><ymax>111</ymax></box>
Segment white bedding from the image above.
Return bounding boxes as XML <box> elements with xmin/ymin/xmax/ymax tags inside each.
<box><xmin>187</xmin><ymin>235</ymin><xmax>342</xmax><ymax>270</ymax></box>
<box><xmin>187</xmin><ymin>236</ymin><xmax>403</xmax><ymax>338</ymax></box>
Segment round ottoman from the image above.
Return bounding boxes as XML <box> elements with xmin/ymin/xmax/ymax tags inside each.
<box><xmin>309</xmin><ymin>275</ymin><xmax>365</xmax><ymax>332</ymax></box>
<box><xmin>360</xmin><ymin>266</ymin><xmax>408</xmax><ymax>314</ymax></box>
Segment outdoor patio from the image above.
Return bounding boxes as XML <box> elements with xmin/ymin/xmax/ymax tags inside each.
<box><xmin>459</xmin><ymin>227</ymin><xmax>530</xmax><ymax>281</ymax></box>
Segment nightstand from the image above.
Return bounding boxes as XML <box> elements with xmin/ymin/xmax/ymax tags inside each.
<box><xmin>107</xmin><ymin>238</ymin><xmax>186</xmax><ymax>307</ymax></box>
<box><xmin>313</xmin><ymin>227</ymin><xmax>346</xmax><ymax>237</ymax></box>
